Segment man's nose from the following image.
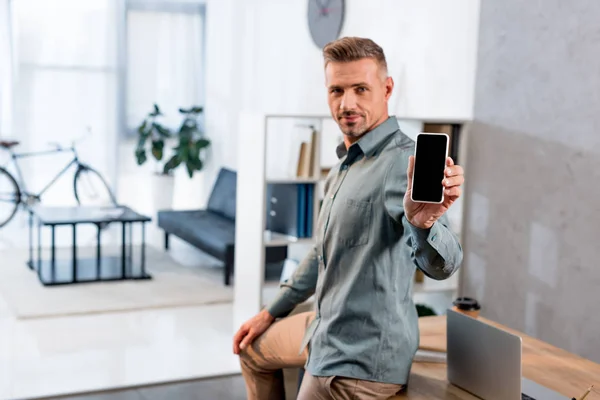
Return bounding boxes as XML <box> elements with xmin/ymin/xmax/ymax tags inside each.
<box><xmin>340</xmin><ymin>92</ymin><xmax>357</xmax><ymax>111</ymax></box>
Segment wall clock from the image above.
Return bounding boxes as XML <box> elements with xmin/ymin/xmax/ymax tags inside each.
<box><xmin>307</xmin><ymin>0</ymin><xmax>345</xmax><ymax>49</ymax></box>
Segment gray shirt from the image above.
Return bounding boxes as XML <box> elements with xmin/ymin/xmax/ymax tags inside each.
<box><xmin>267</xmin><ymin>116</ymin><xmax>463</xmax><ymax>385</ymax></box>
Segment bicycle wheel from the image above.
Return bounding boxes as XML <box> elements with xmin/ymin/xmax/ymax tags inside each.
<box><xmin>73</xmin><ymin>164</ymin><xmax>118</xmax><ymax>207</ymax></box>
<box><xmin>0</xmin><ymin>166</ymin><xmax>21</xmax><ymax>227</ymax></box>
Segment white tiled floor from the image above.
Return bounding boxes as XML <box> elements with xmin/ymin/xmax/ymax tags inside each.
<box><xmin>0</xmin><ymin>140</ymin><xmax>243</xmax><ymax>400</ymax></box>
<box><xmin>0</xmin><ymin>215</ymin><xmax>244</xmax><ymax>399</ymax></box>
<box><xmin>0</xmin><ymin>301</ymin><xmax>241</xmax><ymax>400</ymax></box>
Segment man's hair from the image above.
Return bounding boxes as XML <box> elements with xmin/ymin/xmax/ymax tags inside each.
<box><xmin>322</xmin><ymin>37</ymin><xmax>388</xmax><ymax>77</ymax></box>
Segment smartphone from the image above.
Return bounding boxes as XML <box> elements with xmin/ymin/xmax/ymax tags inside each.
<box><xmin>410</xmin><ymin>133</ymin><xmax>449</xmax><ymax>204</ymax></box>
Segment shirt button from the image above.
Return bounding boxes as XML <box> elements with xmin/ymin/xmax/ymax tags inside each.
<box><xmin>431</xmin><ymin>235</ymin><xmax>437</xmax><ymax>241</ymax></box>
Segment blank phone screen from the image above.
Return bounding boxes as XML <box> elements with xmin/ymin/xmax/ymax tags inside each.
<box><xmin>411</xmin><ymin>134</ymin><xmax>448</xmax><ymax>203</ymax></box>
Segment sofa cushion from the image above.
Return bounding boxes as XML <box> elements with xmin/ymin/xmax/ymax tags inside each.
<box><xmin>206</xmin><ymin>168</ymin><xmax>237</xmax><ymax>221</ymax></box>
<box><xmin>158</xmin><ymin>210</ymin><xmax>235</xmax><ymax>259</ymax></box>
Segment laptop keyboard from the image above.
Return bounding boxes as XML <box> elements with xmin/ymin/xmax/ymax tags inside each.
<box><xmin>521</xmin><ymin>394</ymin><xmax>536</xmax><ymax>400</ymax></box>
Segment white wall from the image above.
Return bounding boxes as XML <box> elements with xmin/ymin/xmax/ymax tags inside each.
<box><xmin>202</xmin><ymin>0</ymin><xmax>480</xmax><ymax>196</ymax></box>
<box><xmin>0</xmin><ymin>0</ymin><xmax>13</xmax><ymax>137</ymax></box>
<box><xmin>201</xmin><ymin>0</ymin><xmax>244</xmax><ymax>204</ymax></box>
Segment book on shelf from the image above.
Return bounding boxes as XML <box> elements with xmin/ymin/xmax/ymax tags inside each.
<box><xmin>296</xmin><ymin>128</ymin><xmax>318</xmax><ymax>178</ymax></box>
<box><xmin>266</xmin><ymin>182</ymin><xmax>315</xmax><ymax>239</ymax></box>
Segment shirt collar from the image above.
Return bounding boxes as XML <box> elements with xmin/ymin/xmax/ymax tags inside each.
<box><xmin>336</xmin><ymin>116</ymin><xmax>399</xmax><ymax>160</ymax></box>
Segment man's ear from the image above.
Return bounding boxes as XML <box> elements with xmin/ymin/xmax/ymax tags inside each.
<box><xmin>385</xmin><ymin>76</ymin><xmax>394</xmax><ymax>100</ymax></box>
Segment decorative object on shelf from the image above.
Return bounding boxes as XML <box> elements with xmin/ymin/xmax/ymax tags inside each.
<box><xmin>416</xmin><ymin>303</ymin><xmax>437</xmax><ymax>317</ymax></box>
<box><xmin>135</xmin><ymin>104</ymin><xmax>210</xmax><ymax>178</ymax></box>
<box><xmin>296</xmin><ymin>125</ymin><xmax>318</xmax><ymax>178</ymax></box>
<box><xmin>307</xmin><ymin>0</ymin><xmax>345</xmax><ymax>49</ymax></box>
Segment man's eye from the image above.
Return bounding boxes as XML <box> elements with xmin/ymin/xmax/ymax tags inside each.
<box><xmin>330</xmin><ymin>88</ymin><xmax>342</xmax><ymax>94</ymax></box>
<box><xmin>357</xmin><ymin>87</ymin><xmax>366</xmax><ymax>93</ymax></box>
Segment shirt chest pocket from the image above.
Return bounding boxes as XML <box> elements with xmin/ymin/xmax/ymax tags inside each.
<box><xmin>338</xmin><ymin>198</ymin><xmax>372</xmax><ymax>248</ymax></box>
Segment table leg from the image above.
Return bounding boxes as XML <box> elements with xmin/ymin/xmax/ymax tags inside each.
<box><xmin>28</xmin><ymin>210</ymin><xmax>33</xmax><ymax>270</ymax></box>
<box><xmin>141</xmin><ymin>222</ymin><xmax>146</xmax><ymax>277</ymax></box>
<box><xmin>96</xmin><ymin>224</ymin><xmax>101</xmax><ymax>279</ymax></box>
<box><xmin>51</xmin><ymin>225</ymin><xmax>56</xmax><ymax>281</ymax></box>
<box><xmin>128</xmin><ymin>221</ymin><xmax>133</xmax><ymax>276</ymax></box>
<box><xmin>121</xmin><ymin>222</ymin><xmax>126</xmax><ymax>279</ymax></box>
<box><xmin>37</xmin><ymin>219</ymin><xmax>41</xmax><ymax>276</ymax></box>
<box><xmin>72</xmin><ymin>224</ymin><xmax>77</xmax><ymax>283</ymax></box>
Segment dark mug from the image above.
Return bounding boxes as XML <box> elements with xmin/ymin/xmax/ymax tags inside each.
<box><xmin>452</xmin><ymin>297</ymin><xmax>481</xmax><ymax>318</ymax></box>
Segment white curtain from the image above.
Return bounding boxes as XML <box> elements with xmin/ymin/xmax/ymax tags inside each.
<box><xmin>126</xmin><ymin>9</ymin><xmax>204</xmax><ymax>133</ymax></box>
<box><xmin>0</xmin><ymin>0</ymin><xmax>13</xmax><ymax>138</ymax></box>
<box><xmin>11</xmin><ymin>0</ymin><xmax>118</xmax><ymax>205</ymax></box>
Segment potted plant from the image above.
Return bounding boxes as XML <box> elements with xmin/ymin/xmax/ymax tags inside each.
<box><xmin>135</xmin><ymin>103</ymin><xmax>173</xmax><ymax>175</ymax></box>
<box><xmin>135</xmin><ymin>104</ymin><xmax>210</xmax><ymax>177</ymax></box>
<box><xmin>163</xmin><ymin>105</ymin><xmax>210</xmax><ymax>178</ymax></box>
<box><xmin>135</xmin><ymin>104</ymin><xmax>211</xmax><ymax>210</ymax></box>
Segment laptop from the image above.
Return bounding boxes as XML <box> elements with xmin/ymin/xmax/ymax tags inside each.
<box><xmin>446</xmin><ymin>308</ymin><xmax>569</xmax><ymax>400</ymax></box>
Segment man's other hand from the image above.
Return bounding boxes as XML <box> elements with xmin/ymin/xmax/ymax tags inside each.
<box><xmin>233</xmin><ymin>309</ymin><xmax>276</xmax><ymax>354</ymax></box>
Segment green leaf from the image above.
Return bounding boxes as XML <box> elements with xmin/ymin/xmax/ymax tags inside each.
<box><xmin>196</xmin><ymin>138</ymin><xmax>210</xmax><ymax>149</ymax></box>
<box><xmin>151</xmin><ymin>140</ymin><xmax>164</xmax><ymax>160</ymax></box>
<box><xmin>135</xmin><ymin>148</ymin><xmax>147</xmax><ymax>165</ymax></box>
<box><xmin>177</xmin><ymin>139</ymin><xmax>190</xmax><ymax>161</ymax></box>
<box><xmin>163</xmin><ymin>155</ymin><xmax>181</xmax><ymax>174</ymax></box>
<box><xmin>137</xmin><ymin>134</ymin><xmax>148</xmax><ymax>150</ymax></box>
<box><xmin>185</xmin><ymin>161</ymin><xmax>194</xmax><ymax>178</ymax></box>
<box><xmin>193</xmin><ymin>158</ymin><xmax>203</xmax><ymax>171</ymax></box>
<box><xmin>153</xmin><ymin>123</ymin><xmax>171</xmax><ymax>138</ymax></box>
<box><xmin>150</xmin><ymin>103</ymin><xmax>162</xmax><ymax>117</ymax></box>
<box><xmin>178</xmin><ymin>123</ymin><xmax>193</xmax><ymax>137</ymax></box>
<box><xmin>137</xmin><ymin>120</ymin><xmax>147</xmax><ymax>134</ymax></box>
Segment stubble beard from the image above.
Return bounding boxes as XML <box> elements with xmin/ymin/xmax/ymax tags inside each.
<box><xmin>338</xmin><ymin>111</ymin><xmax>368</xmax><ymax>138</ymax></box>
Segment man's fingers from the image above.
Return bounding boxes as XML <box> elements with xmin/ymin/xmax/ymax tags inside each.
<box><xmin>445</xmin><ymin>186</ymin><xmax>462</xmax><ymax>199</ymax></box>
<box><xmin>442</xmin><ymin>175</ymin><xmax>464</xmax><ymax>188</ymax></box>
<box><xmin>233</xmin><ymin>326</ymin><xmax>248</xmax><ymax>354</ymax></box>
<box><xmin>407</xmin><ymin>155</ymin><xmax>415</xmax><ymax>187</ymax></box>
<box><xmin>446</xmin><ymin>157</ymin><xmax>455</xmax><ymax>167</ymax></box>
<box><xmin>239</xmin><ymin>329</ymin><xmax>256</xmax><ymax>351</ymax></box>
<box><xmin>445</xmin><ymin>164</ymin><xmax>463</xmax><ymax>177</ymax></box>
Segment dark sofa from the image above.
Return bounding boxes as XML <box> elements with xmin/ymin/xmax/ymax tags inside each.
<box><xmin>157</xmin><ymin>167</ymin><xmax>286</xmax><ymax>285</ymax></box>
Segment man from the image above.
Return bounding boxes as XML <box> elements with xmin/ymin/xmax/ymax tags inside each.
<box><xmin>233</xmin><ymin>36</ymin><xmax>464</xmax><ymax>399</ymax></box>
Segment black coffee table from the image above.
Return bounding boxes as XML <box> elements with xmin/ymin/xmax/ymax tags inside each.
<box><xmin>27</xmin><ymin>205</ymin><xmax>152</xmax><ymax>286</ymax></box>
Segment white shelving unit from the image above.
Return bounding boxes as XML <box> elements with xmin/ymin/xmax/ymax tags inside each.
<box><xmin>233</xmin><ymin>111</ymin><xmax>470</xmax><ymax>329</ymax></box>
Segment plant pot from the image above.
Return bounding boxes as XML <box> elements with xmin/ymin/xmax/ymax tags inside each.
<box><xmin>151</xmin><ymin>172</ymin><xmax>175</xmax><ymax>212</ymax></box>
<box><xmin>172</xmin><ymin>167</ymin><xmax>206</xmax><ymax>210</ymax></box>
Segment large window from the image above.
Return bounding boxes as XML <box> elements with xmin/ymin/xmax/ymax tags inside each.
<box><xmin>125</xmin><ymin>2</ymin><xmax>205</xmax><ymax>135</ymax></box>
<box><xmin>11</xmin><ymin>0</ymin><xmax>119</xmax><ymax>205</ymax></box>
<box><xmin>0</xmin><ymin>0</ymin><xmax>14</xmax><ymax>138</ymax></box>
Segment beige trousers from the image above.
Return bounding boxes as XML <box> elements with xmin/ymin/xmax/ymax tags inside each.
<box><xmin>239</xmin><ymin>311</ymin><xmax>405</xmax><ymax>400</ymax></box>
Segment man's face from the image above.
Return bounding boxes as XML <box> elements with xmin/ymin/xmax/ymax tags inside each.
<box><xmin>325</xmin><ymin>58</ymin><xmax>393</xmax><ymax>141</ymax></box>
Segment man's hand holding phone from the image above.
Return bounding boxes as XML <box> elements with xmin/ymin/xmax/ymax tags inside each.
<box><xmin>404</xmin><ymin>155</ymin><xmax>464</xmax><ymax>230</ymax></box>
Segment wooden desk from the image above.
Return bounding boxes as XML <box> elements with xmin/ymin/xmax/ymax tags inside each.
<box><xmin>391</xmin><ymin>315</ymin><xmax>600</xmax><ymax>399</ymax></box>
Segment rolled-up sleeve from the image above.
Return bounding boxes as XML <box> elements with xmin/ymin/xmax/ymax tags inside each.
<box><xmin>383</xmin><ymin>152</ymin><xmax>463</xmax><ymax>280</ymax></box>
<box><xmin>266</xmin><ymin>245</ymin><xmax>319</xmax><ymax>318</ymax></box>
<box><xmin>403</xmin><ymin>214</ymin><xmax>463</xmax><ymax>280</ymax></box>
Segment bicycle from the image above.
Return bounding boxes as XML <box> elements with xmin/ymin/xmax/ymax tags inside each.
<box><xmin>0</xmin><ymin>130</ymin><xmax>118</xmax><ymax>228</ymax></box>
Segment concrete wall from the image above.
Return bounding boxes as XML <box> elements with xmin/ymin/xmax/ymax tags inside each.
<box><xmin>461</xmin><ymin>0</ymin><xmax>600</xmax><ymax>362</ymax></box>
